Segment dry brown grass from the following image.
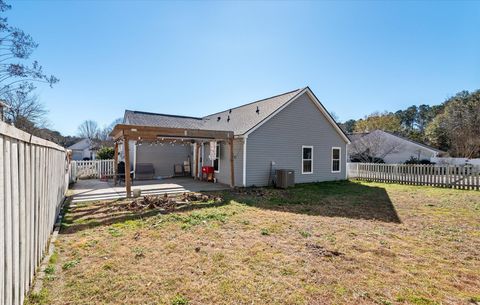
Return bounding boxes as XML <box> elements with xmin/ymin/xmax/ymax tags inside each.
<box><xmin>28</xmin><ymin>181</ymin><xmax>480</xmax><ymax>305</ymax></box>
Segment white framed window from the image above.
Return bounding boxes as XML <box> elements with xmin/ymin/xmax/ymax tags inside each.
<box><xmin>332</xmin><ymin>147</ymin><xmax>341</xmax><ymax>173</ymax></box>
<box><xmin>302</xmin><ymin>146</ymin><xmax>313</xmax><ymax>174</ymax></box>
<box><xmin>213</xmin><ymin>142</ymin><xmax>221</xmax><ymax>173</ymax></box>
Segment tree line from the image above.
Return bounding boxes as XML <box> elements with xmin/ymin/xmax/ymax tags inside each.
<box><xmin>339</xmin><ymin>89</ymin><xmax>480</xmax><ymax>158</ymax></box>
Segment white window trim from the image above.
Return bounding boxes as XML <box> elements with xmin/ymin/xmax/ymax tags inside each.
<box><xmin>213</xmin><ymin>142</ymin><xmax>221</xmax><ymax>173</ymax></box>
<box><xmin>331</xmin><ymin>147</ymin><xmax>341</xmax><ymax>173</ymax></box>
<box><xmin>302</xmin><ymin>145</ymin><xmax>313</xmax><ymax>174</ymax></box>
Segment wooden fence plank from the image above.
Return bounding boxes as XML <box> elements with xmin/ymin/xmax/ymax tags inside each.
<box><xmin>19</xmin><ymin>141</ymin><xmax>26</xmax><ymax>305</ymax></box>
<box><xmin>0</xmin><ymin>136</ymin><xmax>4</xmax><ymax>304</ymax></box>
<box><xmin>12</xmin><ymin>139</ymin><xmax>21</xmax><ymax>305</ymax></box>
<box><xmin>4</xmin><ymin>137</ymin><xmax>13</xmax><ymax>305</ymax></box>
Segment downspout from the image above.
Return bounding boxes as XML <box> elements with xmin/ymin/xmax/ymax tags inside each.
<box><xmin>242</xmin><ymin>135</ymin><xmax>248</xmax><ymax>187</ymax></box>
<box><xmin>344</xmin><ymin>144</ymin><xmax>348</xmax><ymax>180</ymax></box>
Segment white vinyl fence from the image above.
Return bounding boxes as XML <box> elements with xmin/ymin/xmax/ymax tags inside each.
<box><xmin>430</xmin><ymin>157</ymin><xmax>480</xmax><ymax>167</ymax></box>
<box><xmin>71</xmin><ymin>159</ymin><xmax>115</xmax><ymax>180</ymax></box>
<box><xmin>1</xmin><ymin>121</ymin><xmax>70</xmax><ymax>305</ymax></box>
<box><xmin>347</xmin><ymin>163</ymin><xmax>480</xmax><ymax>191</ymax></box>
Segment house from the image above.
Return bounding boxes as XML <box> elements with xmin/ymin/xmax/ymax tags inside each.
<box><xmin>111</xmin><ymin>87</ymin><xmax>350</xmax><ymax>188</ymax></box>
<box><xmin>347</xmin><ymin>129</ymin><xmax>443</xmax><ymax>164</ymax></box>
<box><xmin>68</xmin><ymin>138</ymin><xmax>98</xmax><ymax>160</ymax></box>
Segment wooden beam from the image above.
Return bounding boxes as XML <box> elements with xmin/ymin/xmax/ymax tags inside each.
<box><xmin>229</xmin><ymin>138</ymin><xmax>235</xmax><ymax>187</ymax></box>
<box><xmin>124</xmin><ymin>138</ymin><xmax>131</xmax><ymax>198</ymax></box>
<box><xmin>195</xmin><ymin>143</ymin><xmax>200</xmax><ymax>179</ymax></box>
<box><xmin>110</xmin><ymin>124</ymin><xmax>234</xmax><ymax>141</ymax></box>
<box><xmin>113</xmin><ymin>142</ymin><xmax>118</xmax><ymax>185</ymax></box>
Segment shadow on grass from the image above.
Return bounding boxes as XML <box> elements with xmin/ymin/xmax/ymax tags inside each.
<box><xmin>60</xmin><ymin>180</ymin><xmax>400</xmax><ymax>235</ymax></box>
<box><xmin>60</xmin><ymin>197</ymin><xmax>231</xmax><ymax>234</ymax></box>
<box><xmin>226</xmin><ymin>180</ymin><xmax>401</xmax><ymax>223</ymax></box>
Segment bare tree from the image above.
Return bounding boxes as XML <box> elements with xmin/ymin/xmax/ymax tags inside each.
<box><xmin>0</xmin><ymin>1</ymin><xmax>58</xmax><ymax>95</ymax></box>
<box><xmin>77</xmin><ymin>120</ymin><xmax>100</xmax><ymax>140</ymax></box>
<box><xmin>97</xmin><ymin>118</ymin><xmax>123</xmax><ymax>141</ymax></box>
<box><xmin>348</xmin><ymin>130</ymin><xmax>404</xmax><ymax>163</ymax></box>
<box><xmin>1</xmin><ymin>85</ymin><xmax>47</xmax><ymax>129</ymax></box>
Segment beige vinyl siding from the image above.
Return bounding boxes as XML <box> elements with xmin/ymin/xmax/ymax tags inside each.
<box><xmin>245</xmin><ymin>92</ymin><xmax>347</xmax><ymax>186</ymax></box>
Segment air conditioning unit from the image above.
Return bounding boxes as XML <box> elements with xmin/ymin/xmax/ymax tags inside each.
<box><xmin>275</xmin><ymin>169</ymin><xmax>295</xmax><ymax>189</ymax></box>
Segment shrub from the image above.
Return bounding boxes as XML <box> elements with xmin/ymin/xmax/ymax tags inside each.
<box><xmin>171</xmin><ymin>294</ymin><xmax>189</xmax><ymax>305</ymax></box>
<box><xmin>404</xmin><ymin>157</ymin><xmax>435</xmax><ymax>165</ymax></box>
<box><xmin>261</xmin><ymin>228</ymin><xmax>270</xmax><ymax>236</ymax></box>
<box><xmin>350</xmin><ymin>154</ymin><xmax>385</xmax><ymax>163</ymax></box>
<box><xmin>62</xmin><ymin>259</ymin><xmax>80</xmax><ymax>270</ymax></box>
<box><xmin>97</xmin><ymin>146</ymin><xmax>115</xmax><ymax>160</ymax></box>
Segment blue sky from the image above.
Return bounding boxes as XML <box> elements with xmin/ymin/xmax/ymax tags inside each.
<box><xmin>6</xmin><ymin>0</ymin><xmax>480</xmax><ymax>136</ymax></box>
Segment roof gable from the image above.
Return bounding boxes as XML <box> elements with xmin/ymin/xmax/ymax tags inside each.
<box><xmin>68</xmin><ymin>138</ymin><xmax>91</xmax><ymax>150</ymax></box>
<box><xmin>348</xmin><ymin>130</ymin><xmax>442</xmax><ymax>153</ymax></box>
<box><xmin>122</xmin><ymin>87</ymin><xmax>349</xmax><ymax>143</ymax></box>
<box><xmin>379</xmin><ymin>130</ymin><xmax>443</xmax><ymax>153</ymax></box>
<box><xmin>202</xmin><ymin>89</ymin><xmax>302</xmax><ymax>134</ymax></box>
<box><xmin>242</xmin><ymin>87</ymin><xmax>350</xmax><ymax>143</ymax></box>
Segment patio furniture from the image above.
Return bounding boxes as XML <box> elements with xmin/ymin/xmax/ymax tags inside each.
<box><xmin>135</xmin><ymin>163</ymin><xmax>155</xmax><ymax>180</ymax></box>
<box><xmin>174</xmin><ymin>164</ymin><xmax>183</xmax><ymax>177</ymax></box>
<box><xmin>183</xmin><ymin>160</ymin><xmax>191</xmax><ymax>176</ymax></box>
<box><xmin>116</xmin><ymin>161</ymin><xmax>133</xmax><ymax>186</ymax></box>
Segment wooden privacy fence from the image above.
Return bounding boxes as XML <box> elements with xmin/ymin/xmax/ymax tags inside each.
<box><xmin>0</xmin><ymin>121</ymin><xmax>70</xmax><ymax>305</ymax></box>
<box><xmin>71</xmin><ymin>159</ymin><xmax>115</xmax><ymax>180</ymax></box>
<box><xmin>347</xmin><ymin>163</ymin><xmax>480</xmax><ymax>190</ymax></box>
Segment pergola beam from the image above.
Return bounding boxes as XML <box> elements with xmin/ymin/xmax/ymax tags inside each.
<box><xmin>110</xmin><ymin>124</ymin><xmax>234</xmax><ymax>141</ymax></box>
<box><xmin>109</xmin><ymin>124</ymin><xmax>236</xmax><ymax>195</ymax></box>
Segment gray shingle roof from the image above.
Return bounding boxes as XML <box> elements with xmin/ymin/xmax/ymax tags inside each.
<box><xmin>348</xmin><ymin>130</ymin><xmax>443</xmax><ymax>153</ymax></box>
<box><xmin>124</xmin><ymin>111</ymin><xmax>204</xmax><ymax>129</ymax></box>
<box><xmin>124</xmin><ymin>88</ymin><xmax>303</xmax><ymax>135</ymax></box>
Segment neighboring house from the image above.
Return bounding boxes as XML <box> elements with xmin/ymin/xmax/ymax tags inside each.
<box><xmin>347</xmin><ymin>129</ymin><xmax>443</xmax><ymax>164</ymax></box>
<box><xmin>68</xmin><ymin>138</ymin><xmax>98</xmax><ymax>160</ymax></box>
<box><xmin>119</xmin><ymin>87</ymin><xmax>350</xmax><ymax>187</ymax></box>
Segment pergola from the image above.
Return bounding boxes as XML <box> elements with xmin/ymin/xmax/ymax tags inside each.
<box><xmin>109</xmin><ymin>124</ymin><xmax>235</xmax><ymax>197</ymax></box>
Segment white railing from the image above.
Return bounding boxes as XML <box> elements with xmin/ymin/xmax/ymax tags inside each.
<box><xmin>0</xmin><ymin>121</ymin><xmax>69</xmax><ymax>305</ymax></box>
<box><xmin>71</xmin><ymin>159</ymin><xmax>115</xmax><ymax>180</ymax></box>
<box><xmin>347</xmin><ymin>163</ymin><xmax>480</xmax><ymax>191</ymax></box>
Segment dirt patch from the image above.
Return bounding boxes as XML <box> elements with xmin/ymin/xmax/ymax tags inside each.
<box><xmin>126</xmin><ymin>192</ymin><xmax>223</xmax><ymax>212</ymax></box>
<box><xmin>306</xmin><ymin>243</ymin><xmax>343</xmax><ymax>257</ymax></box>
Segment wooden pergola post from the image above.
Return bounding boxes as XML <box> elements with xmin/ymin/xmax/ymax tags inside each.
<box><xmin>113</xmin><ymin>142</ymin><xmax>118</xmax><ymax>185</ymax></box>
<box><xmin>195</xmin><ymin>143</ymin><xmax>200</xmax><ymax>179</ymax></box>
<box><xmin>124</xmin><ymin>137</ymin><xmax>131</xmax><ymax>198</ymax></box>
<box><xmin>229</xmin><ymin>138</ymin><xmax>235</xmax><ymax>187</ymax></box>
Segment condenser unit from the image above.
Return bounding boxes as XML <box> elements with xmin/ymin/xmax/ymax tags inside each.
<box><xmin>275</xmin><ymin>169</ymin><xmax>295</xmax><ymax>189</ymax></box>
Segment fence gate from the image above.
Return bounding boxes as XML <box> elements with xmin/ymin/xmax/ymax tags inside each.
<box><xmin>71</xmin><ymin>159</ymin><xmax>115</xmax><ymax>180</ymax></box>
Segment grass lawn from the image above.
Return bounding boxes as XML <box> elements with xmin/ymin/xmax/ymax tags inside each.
<box><xmin>28</xmin><ymin>181</ymin><xmax>480</xmax><ymax>305</ymax></box>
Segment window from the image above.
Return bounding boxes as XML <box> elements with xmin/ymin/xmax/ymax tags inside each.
<box><xmin>213</xmin><ymin>142</ymin><xmax>221</xmax><ymax>172</ymax></box>
<box><xmin>332</xmin><ymin>147</ymin><xmax>341</xmax><ymax>173</ymax></box>
<box><xmin>302</xmin><ymin>146</ymin><xmax>313</xmax><ymax>174</ymax></box>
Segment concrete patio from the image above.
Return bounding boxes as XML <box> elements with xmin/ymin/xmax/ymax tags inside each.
<box><xmin>70</xmin><ymin>177</ymin><xmax>230</xmax><ymax>203</ymax></box>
